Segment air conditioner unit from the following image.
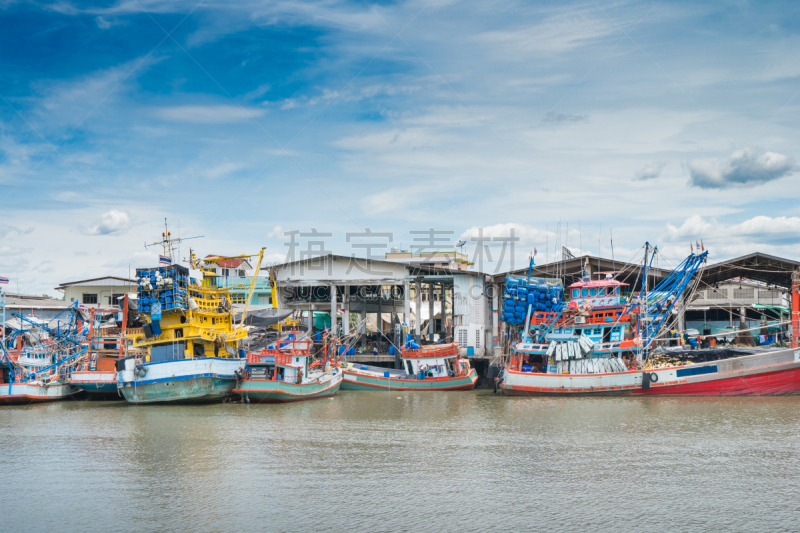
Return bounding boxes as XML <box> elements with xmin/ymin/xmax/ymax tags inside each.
<box><xmin>575</xmin><ymin>316</ymin><xmax>586</xmax><ymax>324</ymax></box>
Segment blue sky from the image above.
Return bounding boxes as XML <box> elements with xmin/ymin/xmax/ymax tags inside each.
<box><xmin>1</xmin><ymin>0</ymin><xmax>799</xmax><ymax>295</ymax></box>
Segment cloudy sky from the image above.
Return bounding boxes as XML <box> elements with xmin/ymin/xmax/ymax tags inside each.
<box><xmin>1</xmin><ymin>0</ymin><xmax>799</xmax><ymax>295</ymax></box>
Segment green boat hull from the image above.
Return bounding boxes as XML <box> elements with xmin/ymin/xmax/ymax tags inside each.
<box><xmin>234</xmin><ymin>373</ymin><xmax>342</xmax><ymax>403</ymax></box>
<box><xmin>119</xmin><ymin>375</ymin><xmax>236</xmax><ymax>404</ymax></box>
<box><xmin>341</xmin><ymin>369</ymin><xmax>478</xmax><ymax>391</ymax></box>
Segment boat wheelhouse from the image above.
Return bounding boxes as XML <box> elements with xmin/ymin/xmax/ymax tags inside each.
<box><xmin>234</xmin><ymin>336</ymin><xmax>343</xmax><ymax>402</ymax></box>
<box><xmin>341</xmin><ymin>343</ymin><xmax>477</xmax><ymax>391</ymax></box>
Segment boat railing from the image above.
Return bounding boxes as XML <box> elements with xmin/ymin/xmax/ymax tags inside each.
<box><xmin>247</xmin><ymin>339</ymin><xmax>312</xmax><ymax>364</ymax></box>
<box><xmin>401</xmin><ymin>343</ymin><xmax>459</xmax><ymax>358</ymax></box>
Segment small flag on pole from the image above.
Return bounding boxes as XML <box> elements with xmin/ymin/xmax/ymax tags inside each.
<box><xmin>701</xmin><ymin>240</ymin><xmax>705</xmax><ymax>251</ymax></box>
<box><xmin>534</xmin><ymin>248</ymin><xmax>538</xmax><ymax>256</ymax></box>
<box><xmin>696</xmin><ymin>240</ymin><xmax>700</xmax><ymax>250</ymax></box>
<box><xmin>690</xmin><ymin>243</ymin><xmax>694</xmax><ymax>252</ymax></box>
<box><xmin>159</xmin><ymin>255</ymin><xmax>172</xmax><ymax>265</ymax></box>
<box><xmin>0</xmin><ymin>276</ymin><xmax>8</xmax><ymax>284</ymax></box>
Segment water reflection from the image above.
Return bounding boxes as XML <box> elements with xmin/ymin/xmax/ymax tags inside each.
<box><xmin>2</xmin><ymin>393</ymin><xmax>799</xmax><ymax>532</ymax></box>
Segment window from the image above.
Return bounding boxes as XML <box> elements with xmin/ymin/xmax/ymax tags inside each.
<box><xmin>581</xmin><ymin>288</ymin><xmax>589</xmax><ymax>297</ymax></box>
<box><xmin>708</xmin><ymin>289</ymin><xmax>728</xmax><ymax>300</ymax></box>
<box><xmin>406</xmin><ymin>360</ymin><xmax>414</xmax><ymax>375</ymax></box>
<box><xmin>589</xmin><ymin>288</ymin><xmax>597</xmax><ymax>297</ymax></box>
<box><xmin>572</xmin><ymin>289</ymin><xmax>580</xmax><ymax>298</ymax></box>
<box><xmin>231</xmin><ymin>294</ymin><xmax>247</xmax><ymax>304</ymax></box>
<box><xmin>759</xmin><ymin>290</ymin><xmax>781</xmax><ymax>300</ymax></box>
<box><xmin>614</xmin><ymin>287</ymin><xmax>620</xmax><ymax>295</ymax></box>
<box><xmin>238</xmin><ymin>269</ymin><xmax>246</xmax><ymax>278</ymax></box>
<box><xmin>733</xmin><ymin>288</ymin><xmax>754</xmax><ymax>299</ymax></box>
<box><xmin>108</xmin><ymin>293</ymin><xmax>125</xmax><ymax>305</ymax></box>
<box><xmin>82</xmin><ymin>294</ymin><xmax>97</xmax><ymax>304</ymax></box>
<box><xmin>222</xmin><ymin>268</ymin><xmax>230</xmax><ymax>277</ymax></box>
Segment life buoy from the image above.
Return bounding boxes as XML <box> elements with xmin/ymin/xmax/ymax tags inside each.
<box><xmin>650</xmin><ymin>372</ymin><xmax>658</xmax><ymax>383</ymax></box>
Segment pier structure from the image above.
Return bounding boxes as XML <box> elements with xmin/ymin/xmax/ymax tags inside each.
<box><xmin>265</xmin><ymin>254</ymin><xmax>489</xmax><ymax>366</ymax></box>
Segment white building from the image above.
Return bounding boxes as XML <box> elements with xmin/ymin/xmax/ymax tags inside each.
<box><xmin>55</xmin><ymin>276</ymin><xmax>136</xmax><ymax>309</ymax></box>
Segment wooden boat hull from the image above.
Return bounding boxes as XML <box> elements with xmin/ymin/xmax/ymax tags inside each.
<box><xmin>234</xmin><ymin>372</ymin><xmax>343</xmax><ymax>403</ymax></box>
<box><xmin>341</xmin><ymin>368</ymin><xmax>478</xmax><ymax>391</ymax></box>
<box><xmin>118</xmin><ymin>357</ymin><xmax>245</xmax><ymax>404</ymax></box>
<box><xmin>0</xmin><ymin>382</ymin><xmax>76</xmax><ymax>404</ymax></box>
<box><xmin>501</xmin><ymin>348</ymin><xmax>800</xmax><ymax>396</ymax></box>
<box><xmin>70</xmin><ymin>370</ymin><xmax>118</xmax><ymax>395</ymax></box>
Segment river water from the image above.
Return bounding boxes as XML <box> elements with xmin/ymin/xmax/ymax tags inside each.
<box><xmin>2</xmin><ymin>392</ymin><xmax>799</xmax><ymax>532</ymax></box>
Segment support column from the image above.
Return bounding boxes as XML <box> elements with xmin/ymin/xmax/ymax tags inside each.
<box><xmin>492</xmin><ymin>281</ymin><xmax>499</xmax><ymax>345</ymax></box>
<box><xmin>343</xmin><ymin>285</ymin><xmax>350</xmax><ymax>336</ymax></box>
<box><xmin>377</xmin><ymin>286</ymin><xmax>383</xmax><ymax>337</ymax></box>
<box><xmin>330</xmin><ymin>283</ymin><xmax>337</xmax><ymax>333</ymax></box>
<box><xmin>428</xmin><ymin>282</ymin><xmax>434</xmax><ymax>341</ymax></box>
<box><xmin>439</xmin><ymin>283</ymin><xmax>446</xmax><ymax>337</ymax></box>
<box><xmin>359</xmin><ymin>309</ymin><xmax>366</xmax><ymax>348</ymax></box>
<box><xmin>415</xmin><ymin>280</ymin><xmax>421</xmax><ymax>341</ymax></box>
<box><xmin>403</xmin><ymin>280</ymin><xmax>410</xmax><ymax>335</ymax></box>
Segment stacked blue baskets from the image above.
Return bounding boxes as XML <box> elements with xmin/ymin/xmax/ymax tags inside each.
<box><xmin>502</xmin><ymin>277</ymin><xmax>564</xmax><ymax>325</ymax></box>
<box><xmin>136</xmin><ymin>264</ymin><xmax>190</xmax><ymax>314</ymax></box>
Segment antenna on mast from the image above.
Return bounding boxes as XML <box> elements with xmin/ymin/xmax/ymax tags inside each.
<box><xmin>145</xmin><ymin>218</ymin><xmax>204</xmax><ymax>261</ymax></box>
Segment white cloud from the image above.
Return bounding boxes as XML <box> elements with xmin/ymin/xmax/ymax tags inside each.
<box><xmin>663</xmin><ymin>215</ymin><xmax>800</xmax><ymax>246</ymax></box>
<box><xmin>544</xmin><ymin>112</ymin><xmax>588</xmax><ymax>123</ymax></box>
<box><xmin>477</xmin><ymin>11</ymin><xmax>614</xmax><ymax>56</ymax></box>
<box><xmin>686</xmin><ymin>148</ymin><xmax>797</xmax><ymax>189</ymax></box>
<box><xmin>85</xmin><ymin>210</ymin><xmax>131</xmax><ymax>235</ymax></box>
<box><xmin>157</xmin><ymin>105</ymin><xmax>266</xmax><ymax>123</ymax></box>
<box><xmin>267</xmin><ymin>225</ymin><xmax>285</xmax><ymax>239</ymax></box>
<box><xmin>635</xmin><ymin>161</ymin><xmax>667</xmax><ymax>181</ymax></box>
<box><xmin>201</xmin><ymin>162</ymin><xmax>247</xmax><ymax>179</ymax></box>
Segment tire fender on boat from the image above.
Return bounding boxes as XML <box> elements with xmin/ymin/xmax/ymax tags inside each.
<box><xmin>649</xmin><ymin>372</ymin><xmax>659</xmax><ymax>383</ymax></box>
<box><xmin>135</xmin><ymin>364</ymin><xmax>147</xmax><ymax>378</ymax></box>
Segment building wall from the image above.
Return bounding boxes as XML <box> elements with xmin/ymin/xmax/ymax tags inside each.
<box><xmin>63</xmin><ymin>284</ymin><xmax>134</xmax><ymax>308</ymax></box>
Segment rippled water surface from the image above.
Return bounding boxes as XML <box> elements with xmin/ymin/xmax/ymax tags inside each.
<box><xmin>2</xmin><ymin>392</ymin><xmax>799</xmax><ymax>532</ymax></box>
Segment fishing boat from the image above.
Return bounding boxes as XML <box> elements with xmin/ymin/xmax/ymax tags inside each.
<box><xmin>0</xmin><ymin>311</ymin><xmax>86</xmax><ymax>404</ymax></box>
<box><xmin>117</xmin><ymin>227</ymin><xmax>264</xmax><ymax>404</ymax></box>
<box><xmin>499</xmin><ymin>246</ymin><xmax>800</xmax><ymax>396</ymax></box>
<box><xmin>341</xmin><ymin>343</ymin><xmax>477</xmax><ymax>391</ymax></box>
<box><xmin>234</xmin><ymin>336</ymin><xmax>343</xmax><ymax>402</ymax></box>
<box><xmin>69</xmin><ymin>297</ymin><xmax>139</xmax><ymax>398</ymax></box>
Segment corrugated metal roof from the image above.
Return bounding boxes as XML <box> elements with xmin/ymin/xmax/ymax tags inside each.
<box><xmin>55</xmin><ymin>276</ymin><xmax>136</xmax><ymax>290</ymax></box>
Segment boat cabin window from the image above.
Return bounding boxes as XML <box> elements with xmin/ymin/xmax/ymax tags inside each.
<box><xmin>405</xmin><ymin>360</ymin><xmax>414</xmax><ymax>375</ymax></box>
<box><xmin>589</xmin><ymin>288</ymin><xmax>597</xmax><ymax>297</ymax></box>
<box><xmin>593</xmin><ymin>328</ymin><xmax>601</xmax><ymax>335</ymax></box>
<box><xmin>614</xmin><ymin>287</ymin><xmax>620</xmax><ymax>295</ymax></box>
<box><xmin>581</xmin><ymin>288</ymin><xmax>589</xmax><ymax>297</ymax></box>
<box><xmin>572</xmin><ymin>288</ymin><xmax>580</xmax><ymax>298</ymax></box>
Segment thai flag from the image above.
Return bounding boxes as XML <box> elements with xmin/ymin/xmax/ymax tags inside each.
<box><xmin>159</xmin><ymin>255</ymin><xmax>171</xmax><ymax>265</ymax></box>
<box><xmin>0</xmin><ymin>276</ymin><xmax>8</xmax><ymax>284</ymax></box>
